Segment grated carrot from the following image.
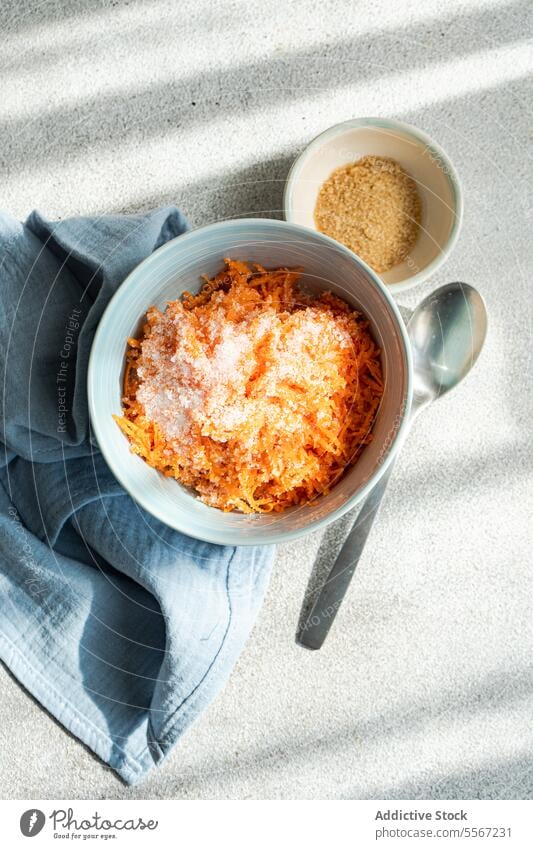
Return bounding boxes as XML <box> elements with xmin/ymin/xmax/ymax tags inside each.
<box><xmin>113</xmin><ymin>259</ymin><xmax>384</xmax><ymax>513</ymax></box>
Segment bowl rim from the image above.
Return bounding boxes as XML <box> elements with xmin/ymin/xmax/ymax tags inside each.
<box><xmin>283</xmin><ymin>116</ymin><xmax>464</xmax><ymax>294</ymax></box>
<box><xmin>87</xmin><ymin>217</ymin><xmax>413</xmax><ymax>545</ymax></box>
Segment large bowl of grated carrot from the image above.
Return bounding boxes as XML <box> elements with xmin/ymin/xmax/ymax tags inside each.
<box><xmin>88</xmin><ymin>219</ymin><xmax>412</xmax><ymax>545</ymax></box>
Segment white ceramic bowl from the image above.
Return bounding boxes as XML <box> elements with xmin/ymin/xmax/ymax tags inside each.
<box><xmin>88</xmin><ymin>219</ymin><xmax>412</xmax><ymax>546</ymax></box>
<box><xmin>284</xmin><ymin>118</ymin><xmax>463</xmax><ymax>293</ymax></box>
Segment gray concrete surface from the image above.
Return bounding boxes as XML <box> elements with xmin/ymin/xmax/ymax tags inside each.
<box><xmin>1</xmin><ymin>0</ymin><xmax>532</xmax><ymax>799</ymax></box>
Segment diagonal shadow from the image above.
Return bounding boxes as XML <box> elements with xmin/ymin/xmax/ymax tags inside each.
<box><xmin>3</xmin><ymin>0</ymin><xmax>253</xmax><ymax>60</ymax></box>
<box><xmin>3</xmin><ymin>0</ymin><xmax>112</xmax><ymax>35</ymax></box>
<box><xmin>124</xmin><ymin>662</ymin><xmax>533</xmax><ymax>798</ymax></box>
<box><xmin>1</xmin><ymin>0</ymin><xmax>530</xmax><ymax>171</ymax></box>
<box><xmin>109</xmin><ymin>154</ymin><xmax>295</xmax><ymax>222</ymax></box>
<box><xmin>346</xmin><ymin>752</ymin><xmax>533</xmax><ymax>799</ymax></box>
<box><xmin>101</xmin><ymin>69</ymin><xmax>532</xmax><ymax>226</ymax></box>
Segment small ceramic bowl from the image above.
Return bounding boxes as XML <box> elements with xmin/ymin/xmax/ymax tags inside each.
<box><xmin>88</xmin><ymin>218</ymin><xmax>412</xmax><ymax>546</ymax></box>
<box><xmin>284</xmin><ymin>118</ymin><xmax>463</xmax><ymax>293</ymax></box>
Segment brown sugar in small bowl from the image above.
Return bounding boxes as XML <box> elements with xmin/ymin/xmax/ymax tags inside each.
<box><xmin>283</xmin><ymin>118</ymin><xmax>463</xmax><ymax>294</ymax></box>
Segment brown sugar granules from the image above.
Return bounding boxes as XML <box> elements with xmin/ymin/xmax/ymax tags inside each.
<box><xmin>314</xmin><ymin>155</ymin><xmax>422</xmax><ymax>273</ymax></box>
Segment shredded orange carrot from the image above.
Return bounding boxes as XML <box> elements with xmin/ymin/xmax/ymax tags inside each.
<box><xmin>114</xmin><ymin>259</ymin><xmax>384</xmax><ymax>513</ymax></box>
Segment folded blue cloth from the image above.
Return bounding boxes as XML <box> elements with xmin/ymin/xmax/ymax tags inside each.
<box><xmin>0</xmin><ymin>208</ymin><xmax>274</xmax><ymax>784</ymax></box>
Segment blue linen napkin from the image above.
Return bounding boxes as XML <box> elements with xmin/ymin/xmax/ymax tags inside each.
<box><xmin>0</xmin><ymin>207</ymin><xmax>275</xmax><ymax>784</ymax></box>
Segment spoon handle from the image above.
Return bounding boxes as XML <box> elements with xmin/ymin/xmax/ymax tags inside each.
<box><xmin>297</xmin><ymin>464</ymin><xmax>394</xmax><ymax>650</ymax></box>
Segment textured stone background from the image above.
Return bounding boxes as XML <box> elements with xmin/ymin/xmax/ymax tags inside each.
<box><xmin>1</xmin><ymin>0</ymin><xmax>532</xmax><ymax>799</ymax></box>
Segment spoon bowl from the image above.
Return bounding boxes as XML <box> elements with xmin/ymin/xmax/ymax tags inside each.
<box><xmin>408</xmin><ymin>282</ymin><xmax>488</xmax><ymax>415</ymax></box>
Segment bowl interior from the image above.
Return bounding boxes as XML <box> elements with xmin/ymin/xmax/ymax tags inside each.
<box><xmin>88</xmin><ymin>220</ymin><xmax>410</xmax><ymax>545</ymax></box>
<box><xmin>285</xmin><ymin>121</ymin><xmax>460</xmax><ymax>289</ymax></box>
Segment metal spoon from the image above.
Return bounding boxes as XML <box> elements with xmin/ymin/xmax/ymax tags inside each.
<box><xmin>298</xmin><ymin>282</ymin><xmax>488</xmax><ymax>650</ymax></box>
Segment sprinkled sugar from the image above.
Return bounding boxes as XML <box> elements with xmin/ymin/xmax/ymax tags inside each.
<box><xmin>115</xmin><ymin>260</ymin><xmax>384</xmax><ymax>513</ymax></box>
